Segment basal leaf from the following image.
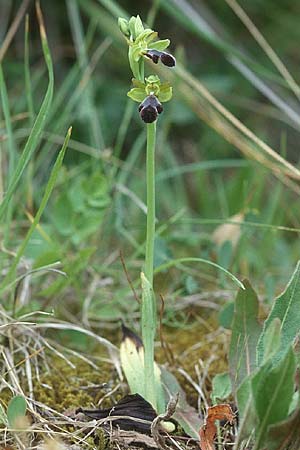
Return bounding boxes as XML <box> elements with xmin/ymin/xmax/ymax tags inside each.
<box><xmin>252</xmin><ymin>346</ymin><xmax>296</xmax><ymax>450</ymax></box>
<box><xmin>160</xmin><ymin>367</ymin><xmax>200</xmax><ymax>439</ymax></box>
<box><xmin>236</xmin><ymin>376</ymin><xmax>257</xmax><ymax>443</ymax></box>
<box><xmin>211</xmin><ymin>372</ymin><xmax>232</xmax><ymax>404</ymax></box>
<box><xmin>7</xmin><ymin>396</ymin><xmax>27</xmax><ymax>428</ymax></box>
<box><xmin>265</xmin><ymin>408</ymin><xmax>300</xmax><ymax>450</ymax></box>
<box><xmin>229</xmin><ymin>280</ymin><xmax>262</xmax><ymax>392</ymax></box>
<box><xmin>257</xmin><ymin>260</ymin><xmax>300</xmax><ymax>365</ymax></box>
<box><xmin>257</xmin><ymin>317</ymin><xmax>281</xmax><ymax>366</ymax></box>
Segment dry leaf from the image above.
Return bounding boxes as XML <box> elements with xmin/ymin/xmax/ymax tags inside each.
<box><xmin>212</xmin><ymin>212</ymin><xmax>244</xmax><ymax>249</ymax></box>
<box><xmin>199</xmin><ymin>404</ymin><xmax>234</xmax><ymax>450</ymax></box>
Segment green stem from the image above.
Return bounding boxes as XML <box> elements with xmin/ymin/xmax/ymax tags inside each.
<box><xmin>142</xmin><ymin>121</ymin><xmax>158</xmax><ymax>410</ymax></box>
<box><xmin>145</xmin><ymin>121</ymin><xmax>156</xmax><ymax>286</ymax></box>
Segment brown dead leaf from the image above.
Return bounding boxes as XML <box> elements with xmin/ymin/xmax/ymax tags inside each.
<box><xmin>199</xmin><ymin>404</ymin><xmax>234</xmax><ymax>450</ymax></box>
<box><xmin>212</xmin><ymin>213</ymin><xmax>244</xmax><ymax>249</ymax></box>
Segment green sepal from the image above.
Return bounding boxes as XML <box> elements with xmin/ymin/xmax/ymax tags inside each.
<box><xmin>151</xmin><ymin>39</ymin><xmax>170</xmax><ymax>51</ymax></box>
<box><xmin>158</xmin><ymin>85</ymin><xmax>173</xmax><ymax>102</ymax></box>
<box><xmin>128</xmin><ymin>16</ymin><xmax>138</xmax><ymax>40</ymax></box>
<box><xmin>136</xmin><ymin>29</ymin><xmax>157</xmax><ymax>44</ymax></box>
<box><xmin>134</xmin><ymin>15</ymin><xmax>144</xmax><ymax>38</ymax></box>
<box><xmin>127</xmin><ymin>88</ymin><xmax>146</xmax><ymax>102</ymax></box>
<box><xmin>132</xmin><ymin>78</ymin><xmax>145</xmax><ymax>88</ymax></box>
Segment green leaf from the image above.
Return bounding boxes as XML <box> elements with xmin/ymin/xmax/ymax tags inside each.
<box><xmin>257</xmin><ymin>260</ymin><xmax>300</xmax><ymax>365</ymax></box>
<box><xmin>154</xmin><ymin>257</ymin><xmax>245</xmax><ymax>290</ymax></box>
<box><xmin>229</xmin><ymin>280</ymin><xmax>262</xmax><ymax>392</ymax></box>
<box><xmin>218</xmin><ymin>301</ymin><xmax>234</xmax><ymax>329</ymax></box>
<box><xmin>160</xmin><ymin>367</ymin><xmax>200</xmax><ymax>439</ymax></box>
<box><xmin>151</xmin><ymin>39</ymin><xmax>170</xmax><ymax>51</ymax></box>
<box><xmin>0</xmin><ymin>128</ymin><xmax>71</xmax><ymax>291</ymax></box>
<box><xmin>7</xmin><ymin>396</ymin><xmax>27</xmax><ymax>428</ymax></box>
<box><xmin>141</xmin><ymin>272</ymin><xmax>163</xmax><ymax>412</ymax></box>
<box><xmin>211</xmin><ymin>372</ymin><xmax>232</xmax><ymax>404</ymax></box>
<box><xmin>120</xmin><ymin>328</ymin><xmax>145</xmax><ymax>396</ymax></box>
<box><xmin>0</xmin><ymin>4</ymin><xmax>54</xmax><ymax>224</ymax></box>
<box><xmin>265</xmin><ymin>408</ymin><xmax>300</xmax><ymax>450</ymax></box>
<box><xmin>236</xmin><ymin>376</ymin><xmax>257</xmax><ymax>443</ymax></box>
<box><xmin>252</xmin><ymin>347</ymin><xmax>296</xmax><ymax>450</ymax></box>
<box><xmin>127</xmin><ymin>87</ymin><xmax>146</xmax><ymax>102</ymax></box>
<box><xmin>258</xmin><ymin>317</ymin><xmax>281</xmax><ymax>366</ymax></box>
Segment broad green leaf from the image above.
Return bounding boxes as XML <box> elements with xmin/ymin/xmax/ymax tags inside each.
<box><xmin>266</xmin><ymin>408</ymin><xmax>300</xmax><ymax>450</ymax></box>
<box><xmin>258</xmin><ymin>318</ymin><xmax>281</xmax><ymax>366</ymax></box>
<box><xmin>257</xmin><ymin>260</ymin><xmax>300</xmax><ymax>365</ymax></box>
<box><xmin>218</xmin><ymin>301</ymin><xmax>234</xmax><ymax>329</ymax></box>
<box><xmin>120</xmin><ymin>326</ymin><xmax>145</xmax><ymax>396</ymax></box>
<box><xmin>160</xmin><ymin>367</ymin><xmax>200</xmax><ymax>439</ymax></box>
<box><xmin>236</xmin><ymin>376</ymin><xmax>257</xmax><ymax>443</ymax></box>
<box><xmin>141</xmin><ymin>272</ymin><xmax>164</xmax><ymax>412</ymax></box>
<box><xmin>229</xmin><ymin>280</ymin><xmax>262</xmax><ymax>392</ymax></box>
<box><xmin>211</xmin><ymin>372</ymin><xmax>232</xmax><ymax>404</ymax></box>
<box><xmin>252</xmin><ymin>347</ymin><xmax>296</xmax><ymax>450</ymax></box>
<box><xmin>7</xmin><ymin>396</ymin><xmax>27</xmax><ymax>428</ymax></box>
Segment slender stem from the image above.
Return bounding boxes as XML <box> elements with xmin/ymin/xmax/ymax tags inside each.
<box><xmin>145</xmin><ymin>121</ymin><xmax>156</xmax><ymax>286</ymax></box>
<box><xmin>142</xmin><ymin>121</ymin><xmax>157</xmax><ymax>410</ymax></box>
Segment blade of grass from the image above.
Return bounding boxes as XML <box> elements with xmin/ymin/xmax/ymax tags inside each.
<box><xmin>161</xmin><ymin>0</ymin><xmax>300</xmax><ymax>126</ymax></box>
<box><xmin>170</xmin><ymin>63</ymin><xmax>300</xmax><ymax>181</ymax></box>
<box><xmin>0</xmin><ymin>127</ymin><xmax>72</xmax><ymax>292</ymax></box>
<box><xmin>66</xmin><ymin>0</ymin><xmax>104</xmax><ymax>151</ymax></box>
<box><xmin>154</xmin><ymin>257</ymin><xmax>245</xmax><ymax>290</ymax></box>
<box><xmin>0</xmin><ymin>63</ymin><xmax>17</xmax><ymax>244</ymax></box>
<box><xmin>224</xmin><ymin>0</ymin><xmax>300</xmax><ymax>101</ymax></box>
<box><xmin>0</xmin><ymin>2</ymin><xmax>54</xmax><ymax>222</ymax></box>
<box><xmin>0</xmin><ymin>0</ymin><xmax>30</xmax><ymax>63</ymax></box>
<box><xmin>24</xmin><ymin>14</ymin><xmax>35</xmax><ymax>125</ymax></box>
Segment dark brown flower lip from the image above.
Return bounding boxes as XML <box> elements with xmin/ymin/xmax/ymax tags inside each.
<box><xmin>145</xmin><ymin>49</ymin><xmax>176</xmax><ymax>67</ymax></box>
<box><xmin>138</xmin><ymin>94</ymin><xmax>163</xmax><ymax>123</ymax></box>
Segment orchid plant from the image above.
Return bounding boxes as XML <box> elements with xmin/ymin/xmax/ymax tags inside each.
<box><xmin>118</xmin><ymin>15</ymin><xmax>176</xmax><ymax>414</ymax></box>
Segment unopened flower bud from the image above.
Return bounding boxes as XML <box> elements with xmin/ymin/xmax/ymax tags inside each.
<box><xmin>118</xmin><ymin>18</ymin><xmax>130</xmax><ymax>37</ymax></box>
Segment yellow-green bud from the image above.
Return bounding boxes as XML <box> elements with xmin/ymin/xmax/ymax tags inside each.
<box><xmin>118</xmin><ymin>17</ymin><xmax>130</xmax><ymax>37</ymax></box>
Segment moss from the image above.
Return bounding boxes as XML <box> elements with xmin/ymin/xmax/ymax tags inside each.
<box><xmin>159</xmin><ymin>312</ymin><xmax>230</xmax><ymax>406</ymax></box>
<box><xmin>32</xmin><ymin>356</ymin><xmax>118</xmax><ymax>411</ymax></box>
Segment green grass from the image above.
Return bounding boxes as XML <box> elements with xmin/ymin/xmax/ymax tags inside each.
<box><xmin>1</xmin><ymin>1</ymin><xmax>300</xmax><ymax>449</ymax></box>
